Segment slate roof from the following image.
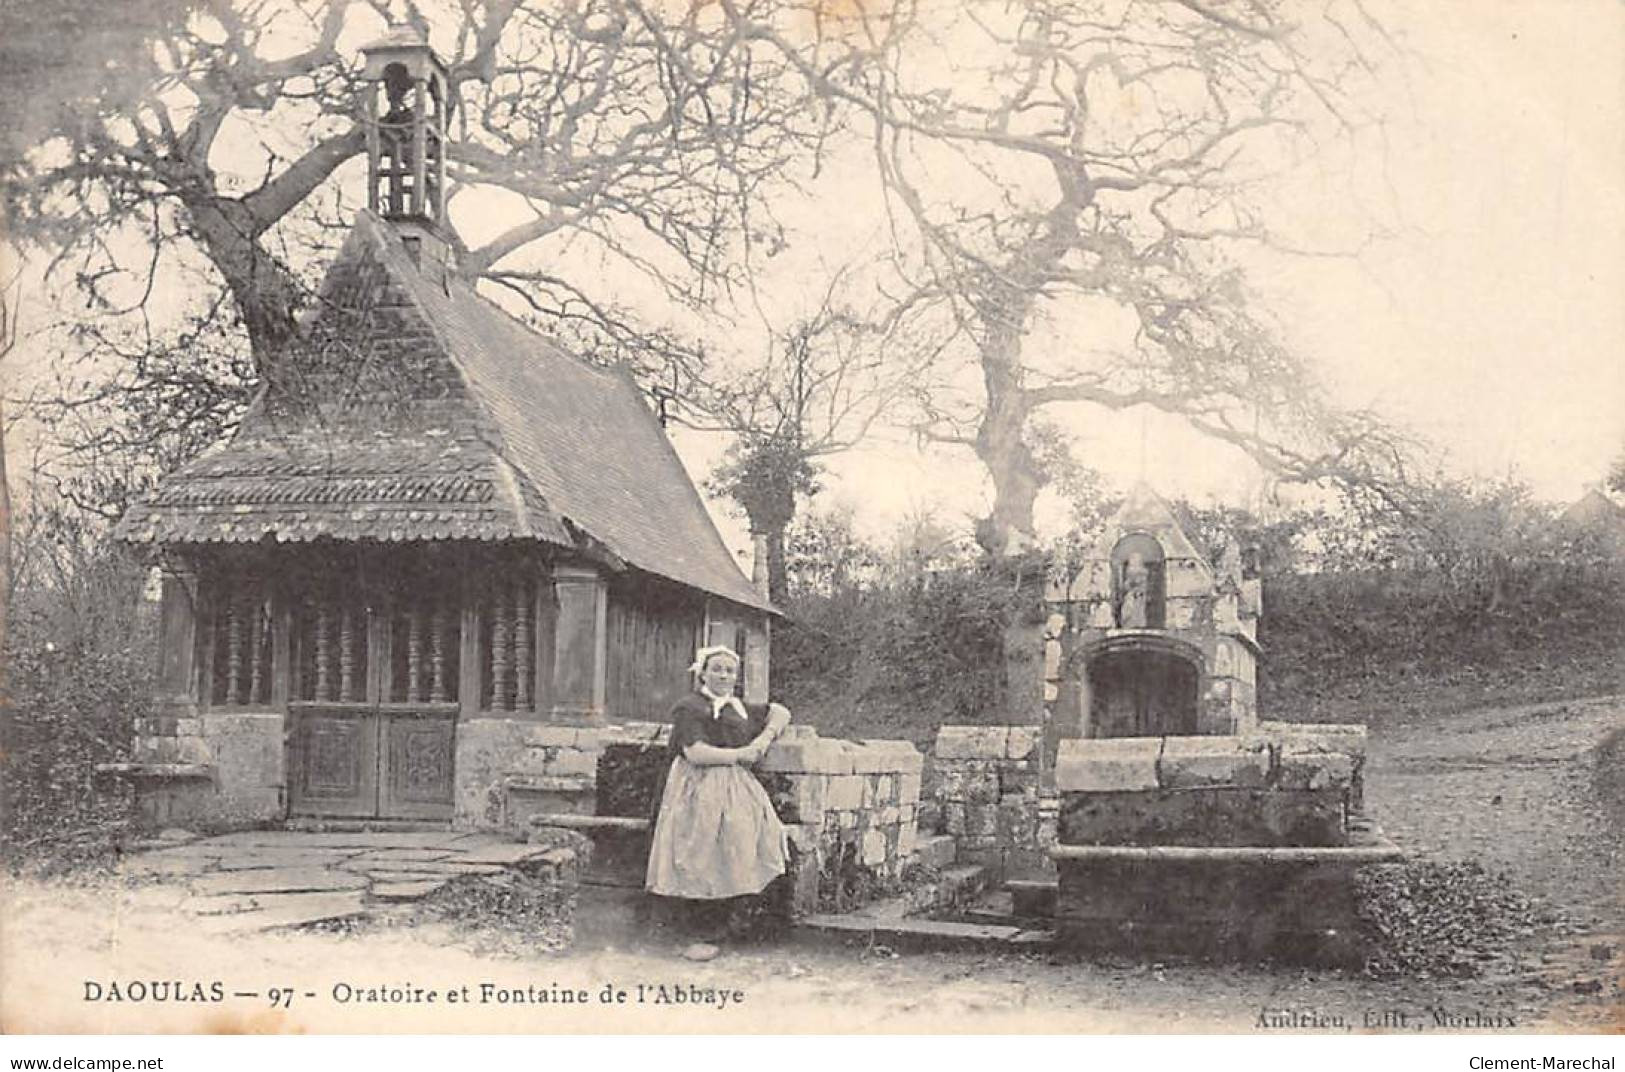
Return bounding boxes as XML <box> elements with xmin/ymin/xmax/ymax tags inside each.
<box><xmin>116</xmin><ymin>211</ymin><xmax>770</xmax><ymax>612</ymax></box>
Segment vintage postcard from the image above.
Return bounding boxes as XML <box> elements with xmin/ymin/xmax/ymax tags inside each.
<box><xmin>0</xmin><ymin>0</ymin><xmax>1620</xmax><ymax>1047</ymax></box>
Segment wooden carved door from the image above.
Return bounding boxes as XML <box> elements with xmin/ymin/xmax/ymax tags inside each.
<box><xmin>290</xmin><ymin>706</ymin><xmax>381</xmax><ymax>818</ymax></box>
<box><xmin>285</xmin><ymin>560</ymin><xmax>459</xmax><ymax>820</ymax></box>
<box><xmin>378</xmin><ymin>711</ymin><xmax>456</xmax><ymax>818</ymax></box>
<box><xmin>290</xmin><ymin>707</ymin><xmax>455</xmax><ymax>819</ymax></box>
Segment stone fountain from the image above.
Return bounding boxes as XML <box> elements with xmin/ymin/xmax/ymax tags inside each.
<box><xmin>1039</xmin><ymin>484</ymin><xmax>1401</xmax><ymax>963</ymax></box>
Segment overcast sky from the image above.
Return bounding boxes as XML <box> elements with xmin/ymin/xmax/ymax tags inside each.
<box><xmin>744</xmin><ymin>0</ymin><xmax>1625</xmax><ymax>542</ymax></box>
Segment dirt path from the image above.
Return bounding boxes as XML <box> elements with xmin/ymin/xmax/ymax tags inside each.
<box><xmin>1366</xmin><ymin>694</ymin><xmax>1624</xmax><ymax>927</ymax></box>
<box><xmin>3</xmin><ymin>695</ymin><xmax>1621</xmax><ymax>1035</ymax></box>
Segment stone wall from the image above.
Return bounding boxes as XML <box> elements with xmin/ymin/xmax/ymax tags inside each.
<box><xmin>757</xmin><ymin>729</ymin><xmax>924</xmax><ymax>911</ymax></box>
<box><xmin>927</xmin><ymin>722</ymin><xmax>1366</xmax><ymax>880</ymax></box>
<box><xmin>468</xmin><ymin>719</ymin><xmax>924</xmax><ymax>913</ymax></box>
<box><xmin>1054</xmin><ymin>728</ymin><xmax>1366</xmax><ymax>847</ymax></box>
<box><xmin>930</xmin><ymin>725</ymin><xmax>1056</xmax><ymax>881</ymax></box>
<box><xmin>120</xmin><ymin>710</ymin><xmax>285</xmax><ymax>828</ymax></box>
<box><xmin>455</xmin><ymin>719</ymin><xmax>667</xmax><ymax>829</ymax></box>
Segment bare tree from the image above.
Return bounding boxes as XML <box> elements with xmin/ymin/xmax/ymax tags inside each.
<box><xmin>718</xmin><ymin>0</ymin><xmax>1413</xmax><ymax>710</ymax></box>
<box><xmin>729</xmin><ymin>0</ymin><xmax>1409</xmax><ymax>554</ymax></box>
<box><xmin>685</xmin><ymin>271</ymin><xmax>943</xmax><ymax>601</ymax></box>
<box><xmin>3</xmin><ymin>0</ymin><xmax>820</xmax><ymax>391</ymax></box>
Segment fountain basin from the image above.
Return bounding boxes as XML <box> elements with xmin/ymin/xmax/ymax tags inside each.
<box><xmin>1049</xmin><ymin>731</ymin><xmax>1388</xmax><ymax>964</ymax></box>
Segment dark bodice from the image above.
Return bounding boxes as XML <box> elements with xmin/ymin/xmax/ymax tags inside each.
<box><xmin>667</xmin><ymin>692</ymin><xmax>769</xmax><ymax>755</ymax></box>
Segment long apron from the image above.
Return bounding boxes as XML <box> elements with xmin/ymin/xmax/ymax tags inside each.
<box><xmin>645</xmin><ymin>755</ymin><xmax>787</xmax><ymax>899</ymax></box>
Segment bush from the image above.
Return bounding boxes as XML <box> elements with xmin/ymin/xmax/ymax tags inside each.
<box><xmin>2</xmin><ymin>640</ymin><xmax>149</xmax><ymax>870</ymax></box>
<box><xmin>2</xmin><ymin>499</ymin><xmax>152</xmax><ymax>872</ymax></box>
<box><xmin>1260</xmin><ymin>524</ymin><xmax>1625</xmax><ymax>718</ymax></box>
<box><xmin>771</xmin><ymin>481</ymin><xmax>1625</xmax><ymax>742</ymax></box>
<box><xmin>1355</xmin><ymin>861</ymin><xmax>1556</xmax><ymax>978</ymax></box>
<box><xmin>772</xmin><ymin>512</ymin><xmax>1024</xmax><ymax>745</ymax></box>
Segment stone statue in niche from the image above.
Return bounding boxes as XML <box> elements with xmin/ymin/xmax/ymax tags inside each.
<box><xmin>1109</xmin><ymin>533</ymin><xmax>1166</xmax><ymax>629</ymax></box>
<box><xmin>1118</xmin><ymin>552</ymin><xmax>1150</xmax><ymax>627</ymax></box>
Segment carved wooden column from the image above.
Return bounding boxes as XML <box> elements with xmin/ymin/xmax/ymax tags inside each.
<box><xmin>246</xmin><ymin>593</ymin><xmax>265</xmax><ymax>705</ymax></box>
<box><xmin>407</xmin><ymin>608</ymin><xmax>425</xmax><ymax>703</ymax></box>
<box><xmin>458</xmin><ymin>555</ymin><xmax>483</xmax><ymax>718</ymax></box>
<box><xmin>339</xmin><ymin>606</ymin><xmax>358</xmax><ymax>702</ymax></box>
<box><xmin>314</xmin><ymin>606</ymin><xmax>334</xmax><ymax>702</ymax></box>
<box><xmin>270</xmin><ymin>587</ymin><xmax>292</xmax><ymax>708</ymax></box>
<box><xmin>224</xmin><ymin>592</ymin><xmax>245</xmax><ymax>705</ymax></box>
<box><xmin>430</xmin><ymin>602</ymin><xmax>450</xmax><ymax>703</ymax></box>
<box><xmin>366</xmin><ymin>597</ymin><xmax>390</xmax><ymax>705</ymax></box>
<box><xmin>491</xmin><ymin>591</ymin><xmax>512</xmax><ymax>712</ymax></box>
<box><xmin>549</xmin><ymin>564</ymin><xmax>607</xmax><ymax>722</ymax></box>
<box><xmin>513</xmin><ymin>582</ymin><xmax>533</xmax><ymax>712</ymax></box>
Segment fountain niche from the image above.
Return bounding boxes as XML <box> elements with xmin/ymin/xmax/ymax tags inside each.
<box><xmin>1035</xmin><ymin>484</ymin><xmax>1399</xmax><ymax>965</ymax></box>
<box><xmin>1045</xmin><ymin>483</ymin><xmax>1261</xmax><ymax>743</ymax></box>
<box><xmin>1086</xmin><ymin>640</ymin><xmax>1199</xmax><ymax>738</ymax></box>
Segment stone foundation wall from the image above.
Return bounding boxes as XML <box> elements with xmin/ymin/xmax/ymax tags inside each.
<box><xmin>455</xmin><ymin>719</ymin><xmax>669</xmax><ymax>829</ymax></box>
<box><xmin>1050</xmin><ymin>725</ymin><xmax>1376</xmax><ymax>963</ymax></box>
<box><xmin>1052</xmin><ymin>848</ymin><xmax>1384</xmax><ymax>964</ymax></box>
<box><xmin>133</xmin><ymin>711</ymin><xmax>204</xmax><ymax>766</ymax></box>
<box><xmin>124</xmin><ymin>710</ymin><xmax>284</xmax><ymax>828</ymax></box>
<box><xmin>930</xmin><ymin>726</ymin><xmax>1056</xmax><ymax>880</ymax></box>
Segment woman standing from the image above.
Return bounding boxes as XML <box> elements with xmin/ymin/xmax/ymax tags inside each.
<box><xmin>646</xmin><ymin>645</ymin><xmax>792</xmax><ymax>959</ymax></box>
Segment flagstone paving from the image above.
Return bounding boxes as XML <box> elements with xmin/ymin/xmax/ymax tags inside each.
<box><xmin>115</xmin><ymin>829</ymin><xmax>577</xmax><ymax>933</ymax></box>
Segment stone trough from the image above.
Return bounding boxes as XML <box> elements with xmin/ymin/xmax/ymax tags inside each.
<box><xmin>1048</xmin><ymin>727</ymin><xmax>1401</xmax><ymax>965</ymax></box>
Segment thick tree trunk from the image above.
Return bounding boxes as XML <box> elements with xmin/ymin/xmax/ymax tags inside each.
<box><xmin>743</xmin><ymin>513</ymin><xmax>792</xmax><ymax>607</ymax></box>
<box><xmin>764</xmin><ymin>524</ymin><xmax>788</xmax><ymax>606</ymax></box>
<box><xmin>177</xmin><ymin>126</ymin><xmax>365</xmax><ymax>370</ymax></box>
<box><xmin>971</xmin><ymin>309</ymin><xmax>1048</xmax><ymax>723</ymax></box>
<box><xmin>734</xmin><ymin>449</ymin><xmax>801</xmax><ymax>607</ymax></box>
<box><xmin>187</xmin><ymin>200</ymin><xmax>307</xmax><ymax>373</ymax></box>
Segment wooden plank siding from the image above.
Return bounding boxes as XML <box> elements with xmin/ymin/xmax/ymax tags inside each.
<box><xmin>605</xmin><ymin>574</ymin><xmax>705</xmax><ymax>722</ymax></box>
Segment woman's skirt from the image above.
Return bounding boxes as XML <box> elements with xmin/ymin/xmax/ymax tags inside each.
<box><xmin>645</xmin><ymin>757</ymin><xmax>788</xmax><ymax>900</ymax></box>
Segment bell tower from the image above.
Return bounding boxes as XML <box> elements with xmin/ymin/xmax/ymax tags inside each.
<box><xmin>360</xmin><ymin>25</ymin><xmax>451</xmax><ymax>261</ymax></box>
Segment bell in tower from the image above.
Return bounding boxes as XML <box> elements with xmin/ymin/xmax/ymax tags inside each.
<box><xmin>360</xmin><ymin>24</ymin><xmax>451</xmax><ymax>250</ymax></box>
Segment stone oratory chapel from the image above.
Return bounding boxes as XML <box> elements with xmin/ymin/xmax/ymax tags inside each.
<box><xmin>114</xmin><ymin>28</ymin><xmax>774</xmax><ymax>827</ymax></box>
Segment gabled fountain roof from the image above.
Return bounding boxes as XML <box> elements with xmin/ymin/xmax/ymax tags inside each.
<box><xmin>1094</xmin><ymin>481</ymin><xmax>1211</xmax><ymax>570</ymax></box>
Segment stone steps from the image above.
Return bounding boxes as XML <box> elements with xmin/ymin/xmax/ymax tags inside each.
<box><xmin>1006</xmin><ymin>878</ymin><xmax>1058</xmax><ymax>918</ymax></box>
<box><xmin>283</xmin><ymin>818</ymin><xmax>455</xmax><ymax>834</ymax></box>
<box><xmin>791</xmin><ymin>913</ymin><xmax>1055</xmax><ymax>953</ymax></box>
<box><xmin>912</xmin><ymin>833</ymin><xmax>958</xmax><ymax>869</ymax></box>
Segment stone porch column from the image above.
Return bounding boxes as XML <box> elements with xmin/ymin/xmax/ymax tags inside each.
<box><xmin>550</xmin><ymin>564</ymin><xmax>607</xmax><ymax>721</ymax></box>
